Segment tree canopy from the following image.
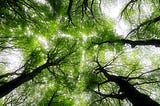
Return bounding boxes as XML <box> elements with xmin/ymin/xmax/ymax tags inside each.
<box><xmin>0</xmin><ymin>0</ymin><xmax>160</xmax><ymax>106</ymax></box>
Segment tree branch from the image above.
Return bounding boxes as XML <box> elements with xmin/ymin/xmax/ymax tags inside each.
<box><xmin>0</xmin><ymin>45</ymin><xmax>76</xmax><ymax>98</ymax></box>
<box><xmin>121</xmin><ymin>0</ymin><xmax>138</xmax><ymax>17</ymax></box>
<box><xmin>126</xmin><ymin>15</ymin><xmax>160</xmax><ymax>38</ymax></box>
<box><xmin>133</xmin><ymin>80</ymin><xmax>160</xmax><ymax>86</ymax></box>
<box><xmin>94</xmin><ymin>90</ymin><xmax>126</xmax><ymax>100</ymax></box>
<box><xmin>95</xmin><ymin>59</ymin><xmax>160</xmax><ymax>106</ymax></box>
<box><xmin>95</xmin><ymin>39</ymin><xmax>160</xmax><ymax>48</ymax></box>
<box><xmin>67</xmin><ymin>0</ymin><xmax>74</xmax><ymax>25</ymax></box>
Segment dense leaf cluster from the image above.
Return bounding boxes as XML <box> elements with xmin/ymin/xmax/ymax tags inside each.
<box><xmin>0</xmin><ymin>0</ymin><xmax>160</xmax><ymax>105</ymax></box>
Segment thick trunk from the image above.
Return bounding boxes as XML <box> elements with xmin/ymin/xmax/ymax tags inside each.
<box><xmin>102</xmin><ymin>71</ymin><xmax>160</xmax><ymax>106</ymax></box>
<box><xmin>0</xmin><ymin>63</ymin><xmax>49</xmax><ymax>98</ymax></box>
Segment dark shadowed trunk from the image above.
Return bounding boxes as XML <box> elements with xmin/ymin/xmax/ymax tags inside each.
<box><xmin>96</xmin><ymin>39</ymin><xmax>160</xmax><ymax>48</ymax></box>
<box><xmin>0</xmin><ymin>63</ymin><xmax>50</xmax><ymax>98</ymax></box>
<box><xmin>0</xmin><ymin>48</ymin><xmax>74</xmax><ymax>98</ymax></box>
<box><xmin>101</xmin><ymin>69</ymin><xmax>160</xmax><ymax>106</ymax></box>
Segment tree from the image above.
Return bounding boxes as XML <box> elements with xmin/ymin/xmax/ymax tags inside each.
<box><xmin>0</xmin><ymin>0</ymin><xmax>160</xmax><ymax>105</ymax></box>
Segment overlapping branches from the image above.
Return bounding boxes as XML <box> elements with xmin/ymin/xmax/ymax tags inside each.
<box><xmin>67</xmin><ymin>0</ymin><xmax>102</xmax><ymax>25</ymax></box>
<box><xmin>0</xmin><ymin>0</ymin><xmax>43</xmax><ymax>24</ymax></box>
<box><xmin>0</xmin><ymin>36</ymin><xmax>18</xmax><ymax>51</ymax></box>
<box><xmin>0</xmin><ymin>39</ymin><xmax>77</xmax><ymax>98</ymax></box>
<box><xmin>126</xmin><ymin>15</ymin><xmax>160</xmax><ymax>38</ymax></box>
<box><xmin>88</xmin><ymin>53</ymin><xmax>160</xmax><ymax>105</ymax></box>
<box><xmin>120</xmin><ymin>0</ymin><xmax>160</xmax><ymax>38</ymax></box>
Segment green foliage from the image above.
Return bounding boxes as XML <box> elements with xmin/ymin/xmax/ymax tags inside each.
<box><xmin>121</xmin><ymin>0</ymin><xmax>160</xmax><ymax>39</ymax></box>
<box><xmin>46</xmin><ymin>0</ymin><xmax>63</xmax><ymax>16</ymax></box>
<box><xmin>37</xmin><ymin>85</ymin><xmax>74</xmax><ymax>106</ymax></box>
<box><xmin>0</xmin><ymin>0</ymin><xmax>160</xmax><ymax>105</ymax></box>
<box><xmin>86</xmin><ymin>27</ymin><xmax>123</xmax><ymax>54</ymax></box>
<box><xmin>84</xmin><ymin>71</ymin><xmax>101</xmax><ymax>91</ymax></box>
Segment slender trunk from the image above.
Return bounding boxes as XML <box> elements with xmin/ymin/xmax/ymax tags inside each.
<box><xmin>121</xmin><ymin>39</ymin><xmax>160</xmax><ymax>48</ymax></box>
<box><xmin>0</xmin><ymin>49</ymin><xmax>74</xmax><ymax>98</ymax></box>
<box><xmin>0</xmin><ymin>63</ymin><xmax>49</xmax><ymax>98</ymax></box>
<box><xmin>97</xmin><ymin>39</ymin><xmax>160</xmax><ymax>48</ymax></box>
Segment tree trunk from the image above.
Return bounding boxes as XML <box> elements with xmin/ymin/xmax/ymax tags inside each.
<box><xmin>0</xmin><ymin>63</ymin><xmax>49</xmax><ymax>98</ymax></box>
<box><xmin>96</xmin><ymin>39</ymin><xmax>160</xmax><ymax>48</ymax></box>
<box><xmin>102</xmin><ymin>71</ymin><xmax>160</xmax><ymax>106</ymax></box>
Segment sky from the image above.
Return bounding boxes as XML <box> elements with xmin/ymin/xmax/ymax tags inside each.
<box><xmin>1</xmin><ymin>1</ymin><xmax>160</xmax><ymax>104</ymax></box>
<box><xmin>0</xmin><ymin>0</ymin><xmax>135</xmax><ymax>72</ymax></box>
<box><xmin>2</xmin><ymin>0</ymin><xmax>159</xmax><ymax>73</ymax></box>
<box><xmin>101</xmin><ymin>0</ymin><xmax>131</xmax><ymax>37</ymax></box>
<box><xmin>0</xmin><ymin>49</ymin><xmax>23</xmax><ymax>72</ymax></box>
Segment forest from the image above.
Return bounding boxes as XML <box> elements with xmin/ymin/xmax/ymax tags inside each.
<box><xmin>0</xmin><ymin>0</ymin><xmax>160</xmax><ymax>106</ymax></box>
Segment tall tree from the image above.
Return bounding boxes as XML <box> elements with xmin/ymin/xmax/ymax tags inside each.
<box><xmin>0</xmin><ymin>0</ymin><xmax>159</xmax><ymax>105</ymax></box>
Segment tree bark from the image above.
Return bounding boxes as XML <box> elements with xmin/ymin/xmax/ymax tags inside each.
<box><xmin>0</xmin><ymin>63</ymin><xmax>50</xmax><ymax>98</ymax></box>
<box><xmin>101</xmin><ymin>70</ymin><xmax>160</xmax><ymax>106</ymax></box>
<box><xmin>96</xmin><ymin>39</ymin><xmax>160</xmax><ymax>48</ymax></box>
<box><xmin>0</xmin><ymin>47</ymin><xmax>75</xmax><ymax>98</ymax></box>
